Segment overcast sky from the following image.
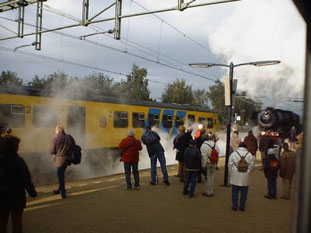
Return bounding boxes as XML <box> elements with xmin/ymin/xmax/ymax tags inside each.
<box><xmin>0</xmin><ymin>0</ymin><xmax>306</xmax><ymax>115</ymax></box>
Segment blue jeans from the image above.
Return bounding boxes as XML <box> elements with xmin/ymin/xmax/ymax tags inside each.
<box><xmin>267</xmin><ymin>178</ymin><xmax>277</xmax><ymax>197</ymax></box>
<box><xmin>57</xmin><ymin>165</ymin><xmax>67</xmax><ymax>195</ymax></box>
<box><xmin>184</xmin><ymin>171</ymin><xmax>198</xmax><ymax>195</ymax></box>
<box><xmin>150</xmin><ymin>152</ymin><xmax>169</xmax><ymax>183</ymax></box>
<box><xmin>124</xmin><ymin>163</ymin><xmax>140</xmax><ymax>188</ymax></box>
<box><xmin>232</xmin><ymin>185</ymin><xmax>249</xmax><ymax>210</ymax></box>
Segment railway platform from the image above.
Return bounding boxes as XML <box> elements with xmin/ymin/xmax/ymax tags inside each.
<box><xmin>17</xmin><ymin>158</ymin><xmax>293</xmax><ymax>233</ymax></box>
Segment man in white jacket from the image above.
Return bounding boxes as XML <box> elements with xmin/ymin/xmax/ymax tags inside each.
<box><xmin>228</xmin><ymin>142</ymin><xmax>255</xmax><ymax>211</ymax></box>
<box><xmin>201</xmin><ymin>134</ymin><xmax>220</xmax><ymax>197</ymax></box>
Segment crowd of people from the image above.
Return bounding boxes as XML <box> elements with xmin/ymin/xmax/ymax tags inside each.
<box><xmin>0</xmin><ymin>123</ymin><xmax>302</xmax><ymax>232</ymax></box>
<box><xmin>118</xmin><ymin>124</ymin><xmax>301</xmax><ymax>213</ymax></box>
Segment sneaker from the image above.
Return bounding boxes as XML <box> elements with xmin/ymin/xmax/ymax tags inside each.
<box><xmin>126</xmin><ymin>187</ymin><xmax>132</xmax><ymax>191</ymax></box>
<box><xmin>189</xmin><ymin>193</ymin><xmax>194</xmax><ymax>198</ymax></box>
<box><xmin>61</xmin><ymin>193</ymin><xmax>66</xmax><ymax>199</ymax></box>
<box><xmin>202</xmin><ymin>192</ymin><xmax>209</xmax><ymax>197</ymax></box>
<box><xmin>134</xmin><ymin>186</ymin><xmax>141</xmax><ymax>190</ymax></box>
<box><xmin>163</xmin><ymin>180</ymin><xmax>170</xmax><ymax>186</ymax></box>
<box><xmin>53</xmin><ymin>190</ymin><xmax>60</xmax><ymax>195</ymax></box>
<box><xmin>239</xmin><ymin>207</ymin><xmax>245</xmax><ymax>211</ymax></box>
<box><xmin>150</xmin><ymin>182</ymin><xmax>156</xmax><ymax>185</ymax></box>
<box><xmin>232</xmin><ymin>207</ymin><xmax>237</xmax><ymax>211</ymax></box>
<box><xmin>264</xmin><ymin>195</ymin><xmax>273</xmax><ymax>199</ymax></box>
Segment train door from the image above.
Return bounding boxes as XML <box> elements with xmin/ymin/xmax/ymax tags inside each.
<box><xmin>172</xmin><ymin>111</ymin><xmax>186</xmax><ymax>137</ymax></box>
<box><xmin>67</xmin><ymin>106</ymin><xmax>86</xmax><ymax>146</ymax></box>
<box><xmin>160</xmin><ymin>109</ymin><xmax>174</xmax><ymax>134</ymax></box>
<box><xmin>146</xmin><ymin>108</ymin><xmax>161</xmax><ymax>128</ymax></box>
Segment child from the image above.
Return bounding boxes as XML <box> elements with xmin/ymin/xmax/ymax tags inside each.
<box><xmin>264</xmin><ymin>148</ymin><xmax>280</xmax><ymax>199</ymax></box>
<box><xmin>183</xmin><ymin>140</ymin><xmax>201</xmax><ymax>198</ymax></box>
<box><xmin>0</xmin><ymin>136</ymin><xmax>37</xmax><ymax>233</ymax></box>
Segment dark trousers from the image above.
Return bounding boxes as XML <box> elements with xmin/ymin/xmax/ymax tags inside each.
<box><xmin>184</xmin><ymin>171</ymin><xmax>198</xmax><ymax>195</ymax></box>
<box><xmin>57</xmin><ymin>165</ymin><xmax>68</xmax><ymax>195</ymax></box>
<box><xmin>124</xmin><ymin>163</ymin><xmax>140</xmax><ymax>188</ymax></box>
<box><xmin>232</xmin><ymin>185</ymin><xmax>249</xmax><ymax>210</ymax></box>
<box><xmin>267</xmin><ymin>178</ymin><xmax>277</xmax><ymax>197</ymax></box>
<box><xmin>0</xmin><ymin>210</ymin><xmax>23</xmax><ymax>233</ymax></box>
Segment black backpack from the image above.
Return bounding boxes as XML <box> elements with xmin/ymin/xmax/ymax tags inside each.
<box><xmin>68</xmin><ymin>145</ymin><xmax>82</xmax><ymax>165</ymax></box>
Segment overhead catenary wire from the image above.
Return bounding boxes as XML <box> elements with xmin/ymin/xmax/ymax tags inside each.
<box><xmin>0</xmin><ymin>15</ymin><xmax>217</xmax><ymax>83</ymax></box>
<box><xmin>30</xmin><ymin>2</ymin><xmax>223</xmax><ymax>79</ymax></box>
<box><xmin>131</xmin><ymin>0</ymin><xmax>227</xmax><ymax>64</ymax></box>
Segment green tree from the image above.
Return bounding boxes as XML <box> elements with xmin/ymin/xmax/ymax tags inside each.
<box><xmin>206</xmin><ymin>80</ymin><xmax>227</xmax><ymax>124</ymax></box>
<box><xmin>81</xmin><ymin>73</ymin><xmax>116</xmax><ymax>97</ymax></box>
<box><xmin>192</xmin><ymin>89</ymin><xmax>209</xmax><ymax>108</ymax></box>
<box><xmin>0</xmin><ymin>70</ymin><xmax>23</xmax><ymax>86</ymax></box>
<box><xmin>27</xmin><ymin>75</ymin><xmax>47</xmax><ymax>89</ymax></box>
<box><xmin>117</xmin><ymin>64</ymin><xmax>150</xmax><ymax>100</ymax></box>
<box><xmin>161</xmin><ymin>79</ymin><xmax>193</xmax><ymax>104</ymax></box>
<box><xmin>44</xmin><ymin>71</ymin><xmax>69</xmax><ymax>90</ymax></box>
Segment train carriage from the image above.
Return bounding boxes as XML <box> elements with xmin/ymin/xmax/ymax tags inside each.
<box><xmin>0</xmin><ymin>86</ymin><xmax>220</xmax><ymax>155</ymax></box>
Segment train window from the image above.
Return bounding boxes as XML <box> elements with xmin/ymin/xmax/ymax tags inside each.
<box><xmin>0</xmin><ymin>104</ymin><xmax>25</xmax><ymax>128</ymax></box>
<box><xmin>207</xmin><ymin>118</ymin><xmax>213</xmax><ymax>128</ymax></box>
<box><xmin>114</xmin><ymin>111</ymin><xmax>128</xmax><ymax>128</ymax></box>
<box><xmin>33</xmin><ymin>106</ymin><xmax>57</xmax><ymax>128</ymax></box>
<box><xmin>99</xmin><ymin>117</ymin><xmax>107</xmax><ymax>128</ymax></box>
<box><xmin>199</xmin><ymin>117</ymin><xmax>207</xmax><ymax>128</ymax></box>
<box><xmin>162</xmin><ymin>114</ymin><xmax>173</xmax><ymax>128</ymax></box>
<box><xmin>175</xmin><ymin>116</ymin><xmax>184</xmax><ymax>127</ymax></box>
<box><xmin>188</xmin><ymin>115</ymin><xmax>195</xmax><ymax>126</ymax></box>
<box><xmin>148</xmin><ymin>113</ymin><xmax>160</xmax><ymax>128</ymax></box>
<box><xmin>133</xmin><ymin>112</ymin><xmax>145</xmax><ymax>128</ymax></box>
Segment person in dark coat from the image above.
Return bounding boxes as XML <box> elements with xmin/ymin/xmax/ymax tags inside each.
<box><xmin>183</xmin><ymin>139</ymin><xmax>201</xmax><ymax>198</ymax></box>
<box><xmin>119</xmin><ymin>129</ymin><xmax>142</xmax><ymax>190</ymax></box>
<box><xmin>264</xmin><ymin>148</ymin><xmax>280</xmax><ymax>199</ymax></box>
<box><xmin>49</xmin><ymin>126</ymin><xmax>75</xmax><ymax>199</ymax></box>
<box><xmin>141</xmin><ymin>126</ymin><xmax>170</xmax><ymax>186</ymax></box>
<box><xmin>173</xmin><ymin>126</ymin><xmax>191</xmax><ymax>182</ymax></box>
<box><xmin>259</xmin><ymin>132</ymin><xmax>272</xmax><ymax>169</ymax></box>
<box><xmin>243</xmin><ymin>130</ymin><xmax>258</xmax><ymax>161</ymax></box>
<box><xmin>0</xmin><ymin>136</ymin><xmax>37</xmax><ymax>233</ymax></box>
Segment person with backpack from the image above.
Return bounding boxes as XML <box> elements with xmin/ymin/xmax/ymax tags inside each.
<box><xmin>49</xmin><ymin>125</ymin><xmax>75</xmax><ymax>199</ymax></box>
<box><xmin>119</xmin><ymin>129</ymin><xmax>142</xmax><ymax>190</ymax></box>
<box><xmin>173</xmin><ymin>126</ymin><xmax>192</xmax><ymax>182</ymax></box>
<box><xmin>200</xmin><ymin>134</ymin><xmax>219</xmax><ymax>197</ymax></box>
<box><xmin>0</xmin><ymin>136</ymin><xmax>37</xmax><ymax>233</ymax></box>
<box><xmin>141</xmin><ymin>126</ymin><xmax>170</xmax><ymax>186</ymax></box>
<box><xmin>264</xmin><ymin>148</ymin><xmax>280</xmax><ymax>199</ymax></box>
<box><xmin>183</xmin><ymin>140</ymin><xmax>201</xmax><ymax>198</ymax></box>
<box><xmin>228</xmin><ymin>142</ymin><xmax>255</xmax><ymax>211</ymax></box>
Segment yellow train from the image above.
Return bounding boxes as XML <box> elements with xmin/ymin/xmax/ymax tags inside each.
<box><xmin>0</xmin><ymin>86</ymin><xmax>220</xmax><ymax>154</ymax></box>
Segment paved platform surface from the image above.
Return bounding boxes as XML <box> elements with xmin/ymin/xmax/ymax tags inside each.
<box><xmin>13</xmin><ymin>158</ymin><xmax>294</xmax><ymax>233</ymax></box>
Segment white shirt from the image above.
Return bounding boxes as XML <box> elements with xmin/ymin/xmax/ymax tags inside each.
<box><xmin>200</xmin><ymin>140</ymin><xmax>219</xmax><ymax>167</ymax></box>
<box><xmin>228</xmin><ymin>147</ymin><xmax>255</xmax><ymax>186</ymax></box>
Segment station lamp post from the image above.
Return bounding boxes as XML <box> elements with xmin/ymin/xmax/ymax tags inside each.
<box><xmin>189</xmin><ymin>60</ymin><xmax>281</xmax><ymax>186</ymax></box>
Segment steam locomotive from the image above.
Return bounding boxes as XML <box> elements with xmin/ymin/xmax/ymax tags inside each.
<box><xmin>253</xmin><ymin>108</ymin><xmax>301</xmax><ymax>139</ymax></box>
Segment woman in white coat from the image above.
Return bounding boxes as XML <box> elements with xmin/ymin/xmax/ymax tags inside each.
<box><xmin>228</xmin><ymin>142</ymin><xmax>255</xmax><ymax>211</ymax></box>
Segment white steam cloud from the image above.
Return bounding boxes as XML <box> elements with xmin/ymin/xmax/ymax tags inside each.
<box><xmin>209</xmin><ymin>0</ymin><xmax>306</xmax><ymax>103</ymax></box>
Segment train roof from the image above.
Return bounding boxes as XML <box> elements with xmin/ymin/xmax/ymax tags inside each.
<box><xmin>0</xmin><ymin>85</ymin><xmax>215</xmax><ymax>114</ymax></box>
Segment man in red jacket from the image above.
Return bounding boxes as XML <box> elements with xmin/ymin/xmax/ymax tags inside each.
<box><xmin>119</xmin><ymin>129</ymin><xmax>142</xmax><ymax>190</ymax></box>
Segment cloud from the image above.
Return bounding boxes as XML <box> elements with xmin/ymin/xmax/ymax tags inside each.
<box><xmin>209</xmin><ymin>0</ymin><xmax>306</xmax><ymax>103</ymax></box>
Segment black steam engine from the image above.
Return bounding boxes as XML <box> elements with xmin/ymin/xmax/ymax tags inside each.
<box><xmin>253</xmin><ymin>108</ymin><xmax>301</xmax><ymax>139</ymax></box>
